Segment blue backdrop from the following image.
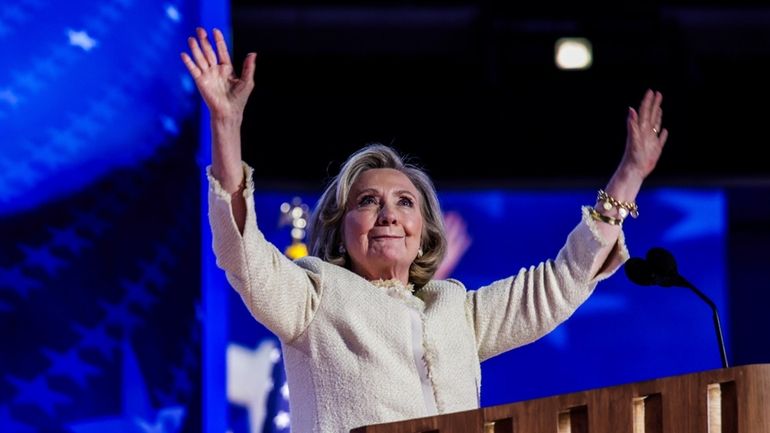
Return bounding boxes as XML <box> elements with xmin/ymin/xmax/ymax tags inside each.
<box><xmin>0</xmin><ymin>0</ymin><xmax>203</xmax><ymax>432</ymax></box>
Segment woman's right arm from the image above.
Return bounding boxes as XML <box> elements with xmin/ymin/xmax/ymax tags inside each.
<box><xmin>181</xmin><ymin>27</ymin><xmax>255</xmax><ymax>232</ymax></box>
<box><xmin>182</xmin><ymin>28</ymin><xmax>321</xmax><ymax>341</ymax></box>
<box><xmin>207</xmin><ymin>163</ymin><xmax>322</xmax><ymax>342</ymax></box>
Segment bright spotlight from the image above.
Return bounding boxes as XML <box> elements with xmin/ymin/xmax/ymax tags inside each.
<box><xmin>555</xmin><ymin>37</ymin><xmax>593</xmax><ymax>70</ymax></box>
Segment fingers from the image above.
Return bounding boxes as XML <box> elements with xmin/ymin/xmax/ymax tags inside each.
<box><xmin>442</xmin><ymin>211</ymin><xmax>472</xmax><ymax>252</ymax></box>
<box><xmin>652</xmin><ymin>91</ymin><xmax>663</xmax><ymax>112</ymax></box>
<box><xmin>185</xmin><ymin>27</ymin><xmax>231</xmax><ymax>71</ymax></box>
<box><xmin>637</xmin><ymin>89</ymin><xmax>664</xmax><ymax>136</ymax></box>
<box><xmin>187</xmin><ymin>35</ymin><xmax>210</xmax><ymax>71</ymax></box>
<box><xmin>647</xmin><ymin>90</ymin><xmax>658</xmax><ymax>123</ymax></box>
<box><xmin>658</xmin><ymin>128</ymin><xmax>669</xmax><ymax>147</ymax></box>
<box><xmin>628</xmin><ymin>106</ymin><xmax>638</xmax><ymax>122</ymax></box>
<box><xmin>213</xmin><ymin>28</ymin><xmax>232</xmax><ymax>65</ymax></box>
<box><xmin>638</xmin><ymin>89</ymin><xmax>654</xmax><ymax>126</ymax></box>
<box><xmin>443</xmin><ymin>212</ymin><xmax>463</xmax><ymax>237</ymax></box>
<box><xmin>627</xmin><ymin>107</ymin><xmax>639</xmax><ymax>137</ymax></box>
<box><xmin>651</xmin><ymin>91</ymin><xmax>663</xmax><ymax>131</ymax></box>
<box><xmin>196</xmin><ymin>27</ymin><xmax>219</xmax><ymax>67</ymax></box>
<box><xmin>180</xmin><ymin>52</ymin><xmax>201</xmax><ymax>78</ymax></box>
<box><xmin>241</xmin><ymin>52</ymin><xmax>258</xmax><ymax>84</ymax></box>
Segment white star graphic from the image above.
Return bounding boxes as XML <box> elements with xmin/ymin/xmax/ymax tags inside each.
<box><xmin>67</xmin><ymin>29</ymin><xmax>98</xmax><ymax>51</ymax></box>
<box><xmin>165</xmin><ymin>5</ymin><xmax>181</xmax><ymax>22</ymax></box>
<box><xmin>227</xmin><ymin>340</ymin><xmax>281</xmax><ymax>433</ymax></box>
<box><xmin>161</xmin><ymin>116</ymin><xmax>178</xmax><ymax>135</ymax></box>
<box><xmin>0</xmin><ymin>89</ymin><xmax>19</xmax><ymax>106</ymax></box>
<box><xmin>274</xmin><ymin>410</ymin><xmax>291</xmax><ymax>429</ymax></box>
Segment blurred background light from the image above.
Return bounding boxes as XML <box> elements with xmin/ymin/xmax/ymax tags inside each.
<box><xmin>555</xmin><ymin>37</ymin><xmax>592</xmax><ymax>70</ymax></box>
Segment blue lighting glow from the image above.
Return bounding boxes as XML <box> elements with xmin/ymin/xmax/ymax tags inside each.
<box><xmin>0</xmin><ymin>0</ymin><xmax>196</xmax><ymax>216</ymax></box>
<box><xmin>0</xmin><ymin>1</ymin><xmax>202</xmax><ymax>432</ymax></box>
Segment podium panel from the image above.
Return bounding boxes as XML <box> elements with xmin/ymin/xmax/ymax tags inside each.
<box><xmin>352</xmin><ymin>364</ymin><xmax>770</xmax><ymax>433</ymax></box>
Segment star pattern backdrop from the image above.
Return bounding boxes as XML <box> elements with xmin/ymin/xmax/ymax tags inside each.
<box><xmin>0</xmin><ymin>1</ymin><xmax>203</xmax><ymax>432</ymax></box>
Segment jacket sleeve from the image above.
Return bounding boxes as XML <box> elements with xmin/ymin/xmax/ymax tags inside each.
<box><xmin>464</xmin><ymin>206</ymin><xmax>629</xmax><ymax>361</ymax></box>
<box><xmin>207</xmin><ymin>163</ymin><xmax>322</xmax><ymax>342</ymax></box>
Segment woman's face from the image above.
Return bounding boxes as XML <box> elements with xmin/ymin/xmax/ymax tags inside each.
<box><xmin>342</xmin><ymin>168</ymin><xmax>424</xmax><ymax>283</ymax></box>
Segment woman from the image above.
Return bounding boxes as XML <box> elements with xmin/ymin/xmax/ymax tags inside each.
<box><xmin>182</xmin><ymin>27</ymin><xmax>667</xmax><ymax>433</ymax></box>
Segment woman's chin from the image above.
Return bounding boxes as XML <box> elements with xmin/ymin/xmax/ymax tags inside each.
<box><xmin>367</xmin><ymin>250</ymin><xmax>411</xmax><ymax>268</ymax></box>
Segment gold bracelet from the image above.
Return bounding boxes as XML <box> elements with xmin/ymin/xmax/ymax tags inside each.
<box><xmin>589</xmin><ymin>207</ymin><xmax>623</xmax><ymax>226</ymax></box>
<box><xmin>597</xmin><ymin>189</ymin><xmax>639</xmax><ymax>219</ymax></box>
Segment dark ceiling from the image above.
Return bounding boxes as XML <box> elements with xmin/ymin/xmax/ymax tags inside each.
<box><xmin>229</xmin><ymin>1</ymin><xmax>770</xmax><ymax>186</ymax></box>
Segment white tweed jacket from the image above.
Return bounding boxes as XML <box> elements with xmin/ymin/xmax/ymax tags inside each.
<box><xmin>207</xmin><ymin>165</ymin><xmax>628</xmax><ymax>433</ymax></box>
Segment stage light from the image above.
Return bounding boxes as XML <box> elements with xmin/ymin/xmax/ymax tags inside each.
<box><xmin>555</xmin><ymin>37</ymin><xmax>592</xmax><ymax>70</ymax></box>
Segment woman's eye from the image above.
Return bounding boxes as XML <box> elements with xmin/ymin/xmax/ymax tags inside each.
<box><xmin>398</xmin><ymin>197</ymin><xmax>414</xmax><ymax>207</ymax></box>
<box><xmin>358</xmin><ymin>196</ymin><xmax>377</xmax><ymax>206</ymax></box>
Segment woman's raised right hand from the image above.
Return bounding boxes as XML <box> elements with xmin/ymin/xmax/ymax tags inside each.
<box><xmin>181</xmin><ymin>27</ymin><xmax>256</xmax><ymax>120</ymax></box>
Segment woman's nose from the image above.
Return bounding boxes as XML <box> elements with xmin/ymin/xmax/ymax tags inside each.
<box><xmin>377</xmin><ymin>204</ymin><xmax>397</xmax><ymax>225</ymax></box>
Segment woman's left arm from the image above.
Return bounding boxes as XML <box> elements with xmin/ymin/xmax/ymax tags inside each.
<box><xmin>585</xmin><ymin>89</ymin><xmax>668</xmax><ymax>277</ymax></box>
<box><xmin>465</xmin><ymin>89</ymin><xmax>668</xmax><ymax>361</ymax></box>
<box><xmin>466</xmin><ymin>210</ymin><xmax>621</xmax><ymax>361</ymax></box>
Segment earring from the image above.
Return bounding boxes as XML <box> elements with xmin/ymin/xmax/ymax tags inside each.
<box><xmin>417</xmin><ymin>248</ymin><xmax>423</xmax><ymax>258</ymax></box>
<box><xmin>338</xmin><ymin>244</ymin><xmax>346</xmax><ymax>254</ymax></box>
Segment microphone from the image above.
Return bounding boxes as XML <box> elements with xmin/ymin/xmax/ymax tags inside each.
<box><xmin>624</xmin><ymin>247</ymin><xmax>729</xmax><ymax>369</ymax></box>
<box><xmin>623</xmin><ymin>257</ymin><xmax>655</xmax><ymax>286</ymax></box>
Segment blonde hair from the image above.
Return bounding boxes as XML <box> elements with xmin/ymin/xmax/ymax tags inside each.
<box><xmin>308</xmin><ymin>144</ymin><xmax>446</xmax><ymax>289</ymax></box>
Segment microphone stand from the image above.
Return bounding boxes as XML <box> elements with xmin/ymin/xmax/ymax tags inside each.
<box><xmin>678</xmin><ymin>276</ymin><xmax>729</xmax><ymax>369</ymax></box>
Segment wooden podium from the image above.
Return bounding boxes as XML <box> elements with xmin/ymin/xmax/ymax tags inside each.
<box><xmin>351</xmin><ymin>364</ymin><xmax>770</xmax><ymax>433</ymax></box>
